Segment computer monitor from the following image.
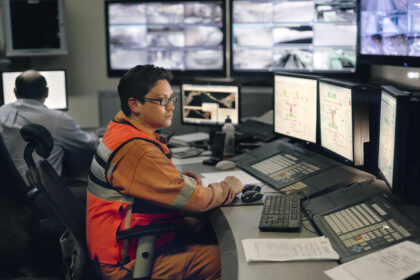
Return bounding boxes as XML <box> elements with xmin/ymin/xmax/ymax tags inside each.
<box><xmin>274</xmin><ymin>72</ymin><xmax>318</xmax><ymax>144</ymax></box>
<box><xmin>378</xmin><ymin>86</ymin><xmax>420</xmax><ymax>201</ymax></box>
<box><xmin>319</xmin><ymin>78</ymin><xmax>370</xmax><ymax>166</ymax></box>
<box><xmin>105</xmin><ymin>0</ymin><xmax>226</xmax><ymax>78</ymax></box>
<box><xmin>231</xmin><ymin>0</ymin><xmax>357</xmax><ymax>75</ymax></box>
<box><xmin>1</xmin><ymin>70</ymin><xmax>68</xmax><ymax>110</ymax></box>
<box><xmin>181</xmin><ymin>82</ymin><xmax>240</xmax><ymax>126</ymax></box>
<box><xmin>359</xmin><ymin>0</ymin><xmax>420</xmax><ymax>67</ymax></box>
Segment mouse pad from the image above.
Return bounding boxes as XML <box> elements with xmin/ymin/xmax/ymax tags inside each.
<box><xmin>222</xmin><ymin>195</ymin><xmax>264</xmax><ymax>207</ymax></box>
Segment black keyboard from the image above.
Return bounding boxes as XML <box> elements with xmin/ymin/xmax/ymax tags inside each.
<box><xmin>259</xmin><ymin>194</ymin><xmax>301</xmax><ymax>231</ymax></box>
<box><xmin>251</xmin><ymin>153</ymin><xmax>320</xmax><ymax>187</ymax></box>
<box><xmin>236</xmin><ymin>119</ymin><xmax>275</xmax><ymax>142</ymax></box>
<box><xmin>313</xmin><ymin>193</ymin><xmax>420</xmax><ymax>262</ymax></box>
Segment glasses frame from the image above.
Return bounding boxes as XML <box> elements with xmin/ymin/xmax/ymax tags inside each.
<box><xmin>142</xmin><ymin>96</ymin><xmax>178</xmax><ymax>106</ymax></box>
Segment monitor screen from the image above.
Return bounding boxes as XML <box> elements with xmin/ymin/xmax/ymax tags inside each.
<box><xmin>360</xmin><ymin>0</ymin><xmax>418</xmax><ymax>58</ymax></box>
<box><xmin>378</xmin><ymin>90</ymin><xmax>397</xmax><ymax>188</ymax></box>
<box><xmin>181</xmin><ymin>83</ymin><xmax>240</xmax><ymax>126</ymax></box>
<box><xmin>1</xmin><ymin>70</ymin><xmax>68</xmax><ymax>110</ymax></box>
<box><xmin>274</xmin><ymin>73</ymin><xmax>318</xmax><ymax>143</ymax></box>
<box><xmin>105</xmin><ymin>1</ymin><xmax>226</xmax><ymax>77</ymax></box>
<box><xmin>319</xmin><ymin>81</ymin><xmax>353</xmax><ymax>162</ymax></box>
<box><xmin>231</xmin><ymin>0</ymin><xmax>357</xmax><ymax>73</ymax></box>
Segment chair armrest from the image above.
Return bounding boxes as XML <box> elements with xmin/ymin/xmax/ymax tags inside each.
<box><xmin>116</xmin><ymin>222</ymin><xmax>184</xmax><ymax>241</ymax></box>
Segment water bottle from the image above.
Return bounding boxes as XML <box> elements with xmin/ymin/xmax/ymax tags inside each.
<box><xmin>222</xmin><ymin>116</ymin><xmax>235</xmax><ymax>159</ymax></box>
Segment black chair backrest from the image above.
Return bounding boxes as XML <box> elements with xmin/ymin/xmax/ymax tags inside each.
<box><xmin>20</xmin><ymin>123</ymin><xmax>85</xmax><ymax>241</ymax></box>
<box><xmin>0</xmin><ymin>132</ymin><xmax>30</xmax><ymax>198</ymax></box>
<box><xmin>20</xmin><ymin>124</ymin><xmax>100</xmax><ymax>280</ymax></box>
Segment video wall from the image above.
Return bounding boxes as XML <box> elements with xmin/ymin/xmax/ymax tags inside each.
<box><xmin>360</xmin><ymin>0</ymin><xmax>420</xmax><ymax>57</ymax></box>
<box><xmin>231</xmin><ymin>0</ymin><xmax>358</xmax><ymax>73</ymax></box>
<box><xmin>106</xmin><ymin>1</ymin><xmax>225</xmax><ymax>76</ymax></box>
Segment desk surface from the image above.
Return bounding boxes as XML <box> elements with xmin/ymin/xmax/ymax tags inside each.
<box><xmin>177</xmin><ymin>162</ymin><xmax>338</xmax><ymax>280</ymax></box>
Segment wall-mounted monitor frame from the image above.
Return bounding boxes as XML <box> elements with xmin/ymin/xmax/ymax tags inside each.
<box><xmin>105</xmin><ymin>0</ymin><xmax>227</xmax><ymax>79</ymax></box>
<box><xmin>2</xmin><ymin>0</ymin><xmax>68</xmax><ymax>57</ymax></box>
<box><xmin>359</xmin><ymin>0</ymin><xmax>420</xmax><ymax>67</ymax></box>
<box><xmin>230</xmin><ymin>0</ymin><xmax>358</xmax><ymax>80</ymax></box>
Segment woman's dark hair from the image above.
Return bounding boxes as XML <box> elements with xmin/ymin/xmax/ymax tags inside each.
<box><xmin>118</xmin><ymin>64</ymin><xmax>173</xmax><ymax>116</ymax></box>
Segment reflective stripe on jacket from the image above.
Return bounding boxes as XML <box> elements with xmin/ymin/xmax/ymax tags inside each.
<box><xmin>86</xmin><ymin>119</ymin><xmax>180</xmax><ymax>265</ymax></box>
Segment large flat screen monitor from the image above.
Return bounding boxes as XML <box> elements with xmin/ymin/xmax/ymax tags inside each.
<box><xmin>319</xmin><ymin>78</ymin><xmax>370</xmax><ymax>166</ymax></box>
<box><xmin>105</xmin><ymin>0</ymin><xmax>226</xmax><ymax>77</ymax></box>
<box><xmin>1</xmin><ymin>70</ymin><xmax>68</xmax><ymax>110</ymax></box>
<box><xmin>231</xmin><ymin>0</ymin><xmax>357</xmax><ymax>74</ymax></box>
<box><xmin>1</xmin><ymin>0</ymin><xmax>68</xmax><ymax>57</ymax></box>
<box><xmin>274</xmin><ymin>72</ymin><xmax>318</xmax><ymax>144</ymax></box>
<box><xmin>181</xmin><ymin>82</ymin><xmax>240</xmax><ymax>126</ymax></box>
<box><xmin>378</xmin><ymin>86</ymin><xmax>420</xmax><ymax>201</ymax></box>
<box><xmin>360</xmin><ymin>0</ymin><xmax>420</xmax><ymax>66</ymax></box>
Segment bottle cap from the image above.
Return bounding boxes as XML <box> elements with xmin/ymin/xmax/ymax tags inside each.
<box><xmin>225</xmin><ymin>116</ymin><xmax>232</xmax><ymax>123</ymax></box>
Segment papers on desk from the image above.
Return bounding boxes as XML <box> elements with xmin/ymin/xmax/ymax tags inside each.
<box><xmin>324</xmin><ymin>241</ymin><xmax>420</xmax><ymax>280</ymax></box>
<box><xmin>200</xmin><ymin>170</ymin><xmax>261</xmax><ymax>186</ymax></box>
<box><xmin>172</xmin><ymin>156</ymin><xmax>210</xmax><ymax>165</ymax></box>
<box><xmin>169</xmin><ymin>132</ymin><xmax>209</xmax><ymax>146</ymax></box>
<box><xmin>242</xmin><ymin>236</ymin><xmax>339</xmax><ymax>262</ymax></box>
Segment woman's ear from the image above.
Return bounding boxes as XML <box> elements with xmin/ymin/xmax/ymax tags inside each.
<box><xmin>127</xmin><ymin>97</ymin><xmax>141</xmax><ymax>116</ymax></box>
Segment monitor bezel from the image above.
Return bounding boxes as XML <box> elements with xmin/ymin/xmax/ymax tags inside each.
<box><xmin>377</xmin><ymin>86</ymin><xmax>411</xmax><ymax>193</ymax></box>
<box><xmin>104</xmin><ymin>0</ymin><xmax>227</xmax><ymax>79</ymax></box>
<box><xmin>229</xmin><ymin>0</ymin><xmax>359</xmax><ymax>80</ymax></box>
<box><xmin>180</xmin><ymin>81</ymin><xmax>241</xmax><ymax>127</ymax></box>
<box><xmin>0</xmin><ymin>69</ymin><xmax>69</xmax><ymax>111</ymax></box>
<box><xmin>1</xmin><ymin>0</ymin><xmax>68</xmax><ymax>57</ymax></box>
<box><xmin>318</xmin><ymin>78</ymin><xmax>360</xmax><ymax>165</ymax></box>
<box><xmin>273</xmin><ymin>71</ymin><xmax>320</xmax><ymax>145</ymax></box>
<box><xmin>358</xmin><ymin>0</ymin><xmax>420</xmax><ymax>68</ymax></box>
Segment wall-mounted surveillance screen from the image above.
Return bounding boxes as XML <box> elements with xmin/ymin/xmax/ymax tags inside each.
<box><xmin>106</xmin><ymin>1</ymin><xmax>226</xmax><ymax>77</ymax></box>
<box><xmin>360</xmin><ymin>0</ymin><xmax>420</xmax><ymax>57</ymax></box>
<box><xmin>231</xmin><ymin>0</ymin><xmax>357</xmax><ymax>73</ymax></box>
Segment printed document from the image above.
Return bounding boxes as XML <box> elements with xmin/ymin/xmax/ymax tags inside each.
<box><xmin>242</xmin><ymin>236</ymin><xmax>339</xmax><ymax>262</ymax></box>
<box><xmin>324</xmin><ymin>241</ymin><xmax>420</xmax><ymax>280</ymax></box>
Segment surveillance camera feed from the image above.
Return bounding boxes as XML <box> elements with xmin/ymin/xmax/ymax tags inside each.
<box><xmin>232</xmin><ymin>0</ymin><xmax>357</xmax><ymax>72</ymax></box>
<box><xmin>107</xmin><ymin>1</ymin><xmax>224</xmax><ymax>71</ymax></box>
<box><xmin>361</xmin><ymin>0</ymin><xmax>420</xmax><ymax>57</ymax></box>
<box><xmin>181</xmin><ymin>83</ymin><xmax>239</xmax><ymax>125</ymax></box>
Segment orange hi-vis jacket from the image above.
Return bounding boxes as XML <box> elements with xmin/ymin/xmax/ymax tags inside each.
<box><xmin>86</xmin><ymin>112</ymin><xmax>239</xmax><ymax>266</ymax></box>
<box><xmin>86</xmin><ymin>117</ymin><xmax>179</xmax><ymax>265</ymax></box>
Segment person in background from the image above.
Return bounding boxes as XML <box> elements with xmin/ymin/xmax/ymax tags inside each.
<box><xmin>86</xmin><ymin>64</ymin><xmax>243</xmax><ymax>280</ymax></box>
<box><xmin>0</xmin><ymin>69</ymin><xmax>98</xmax><ymax>192</ymax></box>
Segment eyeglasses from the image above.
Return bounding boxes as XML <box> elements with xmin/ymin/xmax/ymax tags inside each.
<box><xmin>142</xmin><ymin>96</ymin><xmax>178</xmax><ymax>106</ymax></box>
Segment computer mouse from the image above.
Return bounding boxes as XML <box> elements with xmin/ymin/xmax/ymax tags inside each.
<box><xmin>242</xmin><ymin>184</ymin><xmax>261</xmax><ymax>193</ymax></box>
<box><xmin>215</xmin><ymin>160</ymin><xmax>236</xmax><ymax>171</ymax></box>
<box><xmin>241</xmin><ymin>191</ymin><xmax>263</xmax><ymax>203</ymax></box>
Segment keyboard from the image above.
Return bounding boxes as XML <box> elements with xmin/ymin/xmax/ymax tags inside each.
<box><xmin>314</xmin><ymin>193</ymin><xmax>420</xmax><ymax>262</ymax></box>
<box><xmin>251</xmin><ymin>153</ymin><xmax>320</xmax><ymax>187</ymax></box>
<box><xmin>236</xmin><ymin>119</ymin><xmax>275</xmax><ymax>142</ymax></box>
<box><xmin>259</xmin><ymin>194</ymin><xmax>301</xmax><ymax>231</ymax></box>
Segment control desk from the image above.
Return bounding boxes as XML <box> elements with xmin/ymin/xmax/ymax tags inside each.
<box><xmin>176</xmin><ymin>161</ymin><xmax>338</xmax><ymax>280</ymax></box>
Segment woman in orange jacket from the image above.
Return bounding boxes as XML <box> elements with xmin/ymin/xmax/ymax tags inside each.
<box><xmin>86</xmin><ymin>64</ymin><xmax>243</xmax><ymax>280</ymax></box>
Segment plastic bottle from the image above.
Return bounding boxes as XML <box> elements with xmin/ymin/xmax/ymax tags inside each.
<box><xmin>222</xmin><ymin>116</ymin><xmax>235</xmax><ymax>159</ymax></box>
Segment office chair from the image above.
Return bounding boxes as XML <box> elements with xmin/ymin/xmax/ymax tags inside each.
<box><xmin>21</xmin><ymin>123</ymin><xmax>184</xmax><ymax>280</ymax></box>
<box><xmin>0</xmin><ymin>133</ymin><xmax>63</xmax><ymax>278</ymax></box>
